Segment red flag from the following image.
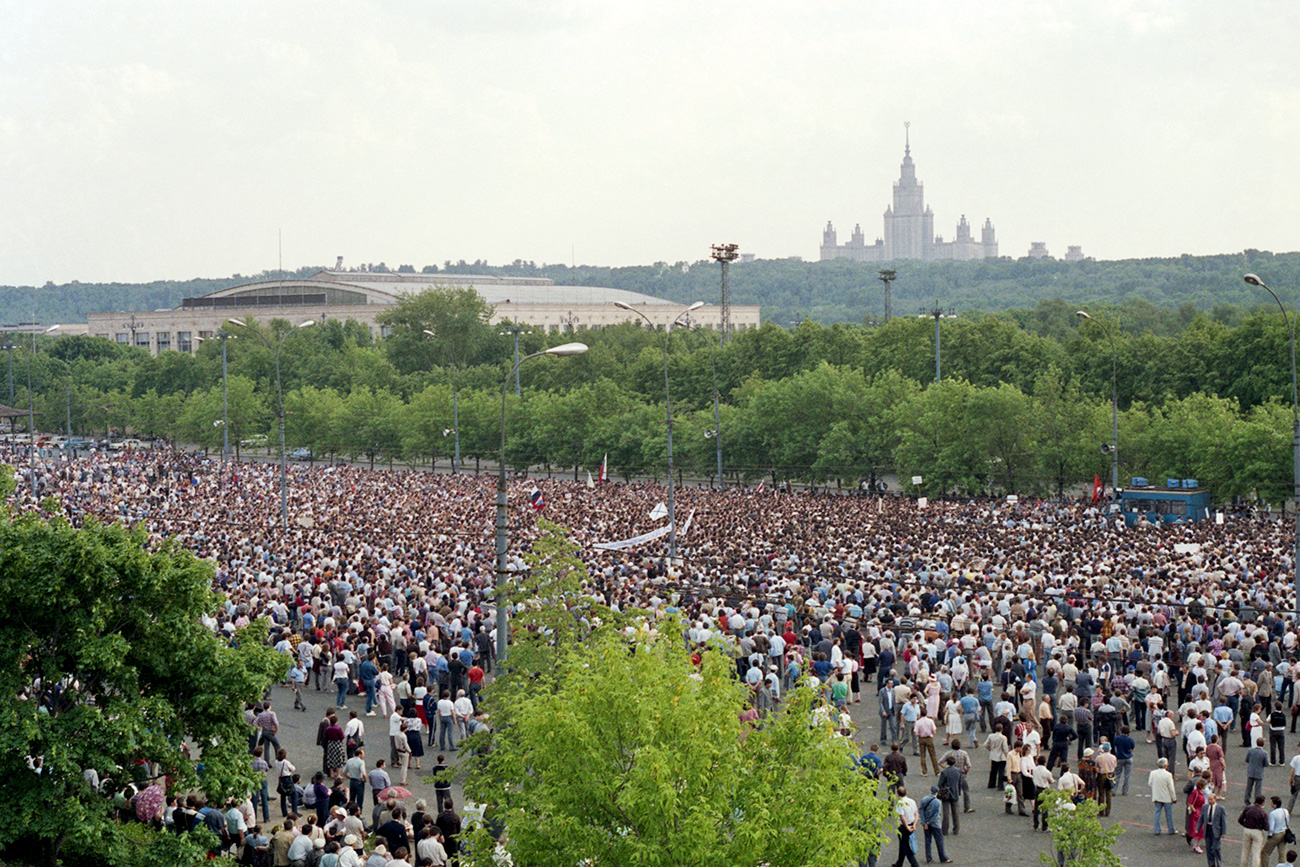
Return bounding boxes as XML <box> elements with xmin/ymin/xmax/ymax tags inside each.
<box><xmin>1091</xmin><ymin>473</ymin><xmax>1103</xmax><ymax>503</ymax></box>
<box><xmin>599</xmin><ymin>453</ymin><xmax>607</xmax><ymax>484</ymax></box>
<box><xmin>756</xmin><ymin>481</ymin><xmax>765</xmax><ymax>494</ymax></box>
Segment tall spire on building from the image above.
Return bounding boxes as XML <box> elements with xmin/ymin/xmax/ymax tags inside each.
<box><xmin>904</xmin><ymin>121</ymin><xmax>910</xmax><ymax>157</ymax></box>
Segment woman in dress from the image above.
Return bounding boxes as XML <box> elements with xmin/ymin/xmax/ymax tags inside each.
<box><xmin>925</xmin><ymin>675</ymin><xmax>941</xmax><ymax>720</ymax></box>
<box><xmin>405</xmin><ymin>708</ymin><xmax>426</xmax><ymax>771</ymax></box>
<box><xmin>1205</xmin><ymin>734</ymin><xmax>1226</xmax><ymax>792</ymax></box>
<box><xmin>323</xmin><ymin>714</ymin><xmax>346</xmax><ymax>781</ymax></box>
<box><xmin>1186</xmin><ymin>774</ymin><xmax>1209</xmax><ymax>854</ymax></box>
<box><xmin>943</xmin><ymin>696</ymin><xmax>963</xmax><ymax>746</ymax></box>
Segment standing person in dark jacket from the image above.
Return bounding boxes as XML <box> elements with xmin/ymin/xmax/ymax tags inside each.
<box><xmin>1047</xmin><ymin>715</ymin><xmax>1076</xmax><ymax>770</ymax></box>
<box><xmin>1198</xmin><ymin>790</ymin><xmax>1227</xmax><ymax>867</ymax></box>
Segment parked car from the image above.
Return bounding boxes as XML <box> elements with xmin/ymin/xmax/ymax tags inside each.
<box><xmin>290</xmin><ymin>447</ymin><xmax>313</xmax><ymax>461</ymax></box>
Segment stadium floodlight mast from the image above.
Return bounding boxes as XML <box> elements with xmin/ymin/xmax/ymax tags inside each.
<box><xmin>495</xmin><ymin>341</ymin><xmax>588</xmax><ymax>662</ymax></box>
<box><xmin>1243</xmin><ymin>273</ymin><xmax>1300</xmax><ymax>619</ymax></box>
<box><xmin>1076</xmin><ymin>310</ymin><xmax>1120</xmax><ymax>508</ymax></box>
<box><xmin>228</xmin><ymin>317</ymin><xmax>315</xmax><ymax>530</ymax></box>
<box><xmin>614</xmin><ymin>300</ymin><xmax>705</xmax><ymax>561</ymax></box>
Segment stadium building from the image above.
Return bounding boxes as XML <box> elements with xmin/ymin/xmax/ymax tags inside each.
<box><xmin>85</xmin><ymin>270</ymin><xmax>760</xmax><ymax>355</ymax></box>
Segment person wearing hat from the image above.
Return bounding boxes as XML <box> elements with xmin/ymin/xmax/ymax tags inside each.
<box><xmin>917</xmin><ymin>785</ymin><xmax>951</xmax><ymax>864</ymax></box>
<box><xmin>1094</xmin><ymin>741</ymin><xmax>1117</xmax><ymax>816</ymax></box>
<box><xmin>336</xmin><ymin>834</ymin><xmax>363</xmax><ymax>867</ymax></box>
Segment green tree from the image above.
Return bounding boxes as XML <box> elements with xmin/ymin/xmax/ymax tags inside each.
<box><xmin>1036</xmin><ymin>789</ymin><xmax>1122</xmax><ymax>867</ymax></box>
<box><xmin>0</xmin><ymin>499</ymin><xmax>286</xmax><ymax>866</ymax></box>
<box><xmin>463</xmin><ymin>624</ymin><xmax>891</xmax><ymax>867</ymax></box>
<box><xmin>378</xmin><ymin>285</ymin><xmax>496</xmax><ymax>376</ymax></box>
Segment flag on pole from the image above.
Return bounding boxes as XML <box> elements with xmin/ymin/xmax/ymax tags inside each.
<box><xmin>599</xmin><ymin>453</ymin><xmax>607</xmax><ymax>484</ymax></box>
<box><xmin>528</xmin><ymin>487</ymin><xmax>545</xmax><ymax>511</ymax></box>
<box><xmin>755</xmin><ymin>481</ymin><xmax>765</xmax><ymax>494</ymax></box>
<box><xmin>1091</xmin><ymin>473</ymin><xmax>1103</xmax><ymax>503</ymax></box>
<box><xmin>586</xmin><ymin>471</ymin><xmax>594</xmax><ymax>489</ymax></box>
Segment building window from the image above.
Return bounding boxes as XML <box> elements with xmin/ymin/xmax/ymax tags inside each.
<box><xmin>115</xmin><ymin>333</ymin><xmax>129</xmax><ymax>344</ymax></box>
<box><xmin>156</xmin><ymin>332</ymin><xmax>171</xmax><ymax>352</ymax></box>
<box><xmin>176</xmin><ymin>332</ymin><xmax>192</xmax><ymax>353</ymax></box>
<box><xmin>135</xmin><ymin>333</ymin><xmax>151</xmax><ymax>349</ymax></box>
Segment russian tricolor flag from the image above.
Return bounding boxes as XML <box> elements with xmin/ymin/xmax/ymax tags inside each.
<box><xmin>529</xmin><ymin>487</ymin><xmax>545</xmax><ymax>511</ymax></box>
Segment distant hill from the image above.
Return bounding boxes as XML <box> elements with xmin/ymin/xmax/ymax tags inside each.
<box><xmin>5</xmin><ymin>251</ymin><xmax>1299</xmax><ymax>328</ymax></box>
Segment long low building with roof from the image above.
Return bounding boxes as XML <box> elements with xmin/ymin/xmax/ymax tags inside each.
<box><xmin>84</xmin><ymin>270</ymin><xmax>761</xmax><ymax>355</ymax></box>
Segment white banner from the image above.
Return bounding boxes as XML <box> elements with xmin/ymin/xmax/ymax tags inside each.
<box><xmin>592</xmin><ymin>509</ymin><xmax>696</xmax><ymax>551</ymax></box>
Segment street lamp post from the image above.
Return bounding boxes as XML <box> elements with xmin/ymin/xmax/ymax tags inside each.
<box><xmin>25</xmin><ymin>325</ymin><xmax>59</xmax><ymax>498</ymax></box>
<box><xmin>919</xmin><ymin>302</ymin><xmax>956</xmax><ymax>382</ymax></box>
<box><xmin>495</xmin><ymin>341</ymin><xmax>588</xmax><ymax>662</ymax></box>
<box><xmin>229</xmin><ymin>318</ymin><xmax>315</xmax><ymax>530</ymax></box>
<box><xmin>423</xmin><ymin>330</ymin><xmax>460</xmax><ymax>473</ymax></box>
<box><xmin>614</xmin><ymin>300</ymin><xmax>704</xmax><ymax>560</ymax></box>
<box><xmin>1076</xmin><ymin>311</ymin><xmax>1120</xmax><ymax>506</ymax></box>
<box><xmin>499</xmin><ymin>325</ymin><xmax>532</xmax><ymax>396</ymax></box>
<box><xmin>197</xmin><ymin>331</ymin><xmax>236</xmax><ymax>462</ymax></box>
<box><xmin>1243</xmin><ymin>273</ymin><xmax>1300</xmax><ymax>618</ymax></box>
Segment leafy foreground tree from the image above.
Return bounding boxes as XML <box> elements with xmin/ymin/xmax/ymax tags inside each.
<box><xmin>0</xmin><ymin>494</ymin><xmax>287</xmax><ymax>866</ymax></box>
<box><xmin>1037</xmin><ymin>789</ymin><xmax>1123</xmax><ymax>867</ymax></box>
<box><xmin>462</xmin><ymin>622</ymin><xmax>892</xmax><ymax>867</ymax></box>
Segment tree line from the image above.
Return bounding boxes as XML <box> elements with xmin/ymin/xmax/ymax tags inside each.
<box><xmin>11</xmin><ymin>286</ymin><xmax>1300</xmax><ymax>502</ymax></box>
<box><xmin>7</xmin><ymin>249</ymin><xmax>1300</xmax><ymax>329</ymax></box>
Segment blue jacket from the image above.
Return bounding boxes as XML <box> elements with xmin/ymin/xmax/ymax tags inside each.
<box><xmin>919</xmin><ymin>795</ymin><xmax>941</xmax><ymax>828</ymax></box>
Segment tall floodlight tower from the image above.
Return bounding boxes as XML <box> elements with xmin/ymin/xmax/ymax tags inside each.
<box><xmin>710</xmin><ymin>243</ymin><xmax>739</xmax><ymax>343</ymax></box>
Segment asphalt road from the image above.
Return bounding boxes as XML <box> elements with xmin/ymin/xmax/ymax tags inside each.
<box><xmin>260</xmin><ymin>669</ymin><xmax>1300</xmax><ymax>866</ymax></box>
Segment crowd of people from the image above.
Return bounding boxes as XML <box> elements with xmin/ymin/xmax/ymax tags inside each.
<box><xmin>20</xmin><ymin>443</ymin><xmax>1300</xmax><ymax>866</ymax></box>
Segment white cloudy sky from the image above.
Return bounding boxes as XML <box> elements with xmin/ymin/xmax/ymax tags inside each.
<box><xmin>1</xmin><ymin>1</ymin><xmax>1297</xmax><ymax>285</ymax></box>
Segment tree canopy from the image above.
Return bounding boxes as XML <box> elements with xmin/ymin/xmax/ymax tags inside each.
<box><xmin>0</xmin><ymin>488</ymin><xmax>286</xmax><ymax>866</ymax></box>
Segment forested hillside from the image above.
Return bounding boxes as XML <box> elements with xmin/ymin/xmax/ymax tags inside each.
<box><xmin>4</xmin><ymin>250</ymin><xmax>1300</xmax><ymax>327</ymax></box>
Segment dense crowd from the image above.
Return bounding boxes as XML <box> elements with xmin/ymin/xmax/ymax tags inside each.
<box><xmin>19</xmin><ymin>445</ymin><xmax>1300</xmax><ymax>867</ymax></box>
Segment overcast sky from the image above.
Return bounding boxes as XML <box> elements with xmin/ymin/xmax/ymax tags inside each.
<box><xmin>1</xmin><ymin>1</ymin><xmax>1297</xmax><ymax>285</ymax></box>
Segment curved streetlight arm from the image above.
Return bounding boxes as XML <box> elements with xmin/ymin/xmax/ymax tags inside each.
<box><xmin>495</xmin><ymin>342</ymin><xmax>587</xmax><ymax>663</ymax></box>
<box><xmin>1245</xmin><ymin>273</ymin><xmax>1300</xmax><ymax>620</ymax></box>
<box><xmin>1245</xmin><ymin>275</ymin><xmax>1299</xmax><ymax>421</ymax></box>
<box><xmin>612</xmin><ymin>301</ymin><xmax>703</xmax><ymax>561</ymax></box>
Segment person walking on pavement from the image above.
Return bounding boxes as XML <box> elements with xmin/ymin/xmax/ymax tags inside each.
<box><xmin>1112</xmin><ymin>726</ymin><xmax>1135</xmax><ymax>797</ymax></box>
<box><xmin>1237</xmin><ymin>795</ymin><xmax>1268</xmax><ymax>867</ymax></box>
<box><xmin>1094</xmin><ymin>742</ymin><xmax>1117</xmax><ymax>817</ymax></box>
<box><xmin>915</xmin><ymin>711</ymin><xmax>939</xmax><ymax>776</ymax></box>
<box><xmin>890</xmin><ymin>785</ymin><xmax>920</xmax><ymax>867</ymax></box>
<box><xmin>984</xmin><ymin>727</ymin><xmax>1010</xmax><ymax>790</ymax></box>
<box><xmin>918</xmin><ymin>786</ymin><xmax>953</xmax><ymax>864</ymax></box>
<box><xmin>880</xmin><ymin>677</ymin><xmax>899</xmax><ymax>745</ymax></box>
<box><xmin>937</xmin><ymin>758</ymin><xmax>963</xmax><ymax>837</ymax></box>
<box><xmin>1198</xmin><ymin>790</ymin><xmax>1227</xmax><ymax>867</ymax></box>
<box><xmin>1149</xmin><ymin>757</ymin><xmax>1178</xmax><ymax>835</ymax></box>
<box><xmin>1260</xmin><ymin>795</ymin><xmax>1290</xmax><ymax>867</ymax></box>
<box><xmin>1244</xmin><ymin>738</ymin><xmax>1268</xmax><ymax>805</ymax></box>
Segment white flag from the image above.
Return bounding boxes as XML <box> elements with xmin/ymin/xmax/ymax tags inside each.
<box><xmin>649</xmin><ymin>502</ymin><xmax>668</xmax><ymax>521</ymax></box>
<box><xmin>586</xmin><ymin>471</ymin><xmax>594</xmax><ymax>489</ymax></box>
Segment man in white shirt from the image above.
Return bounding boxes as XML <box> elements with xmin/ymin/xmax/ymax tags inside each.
<box><xmin>1261</xmin><ymin>795</ymin><xmax>1291</xmax><ymax>866</ymax></box>
<box><xmin>453</xmin><ymin>689</ymin><xmax>475</xmax><ymax>740</ymax></box>
<box><xmin>892</xmin><ymin>785</ymin><xmax>920</xmax><ymax>867</ymax></box>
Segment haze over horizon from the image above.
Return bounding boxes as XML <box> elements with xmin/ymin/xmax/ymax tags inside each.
<box><xmin>3</xmin><ymin>1</ymin><xmax>1298</xmax><ymax>286</ymax></box>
